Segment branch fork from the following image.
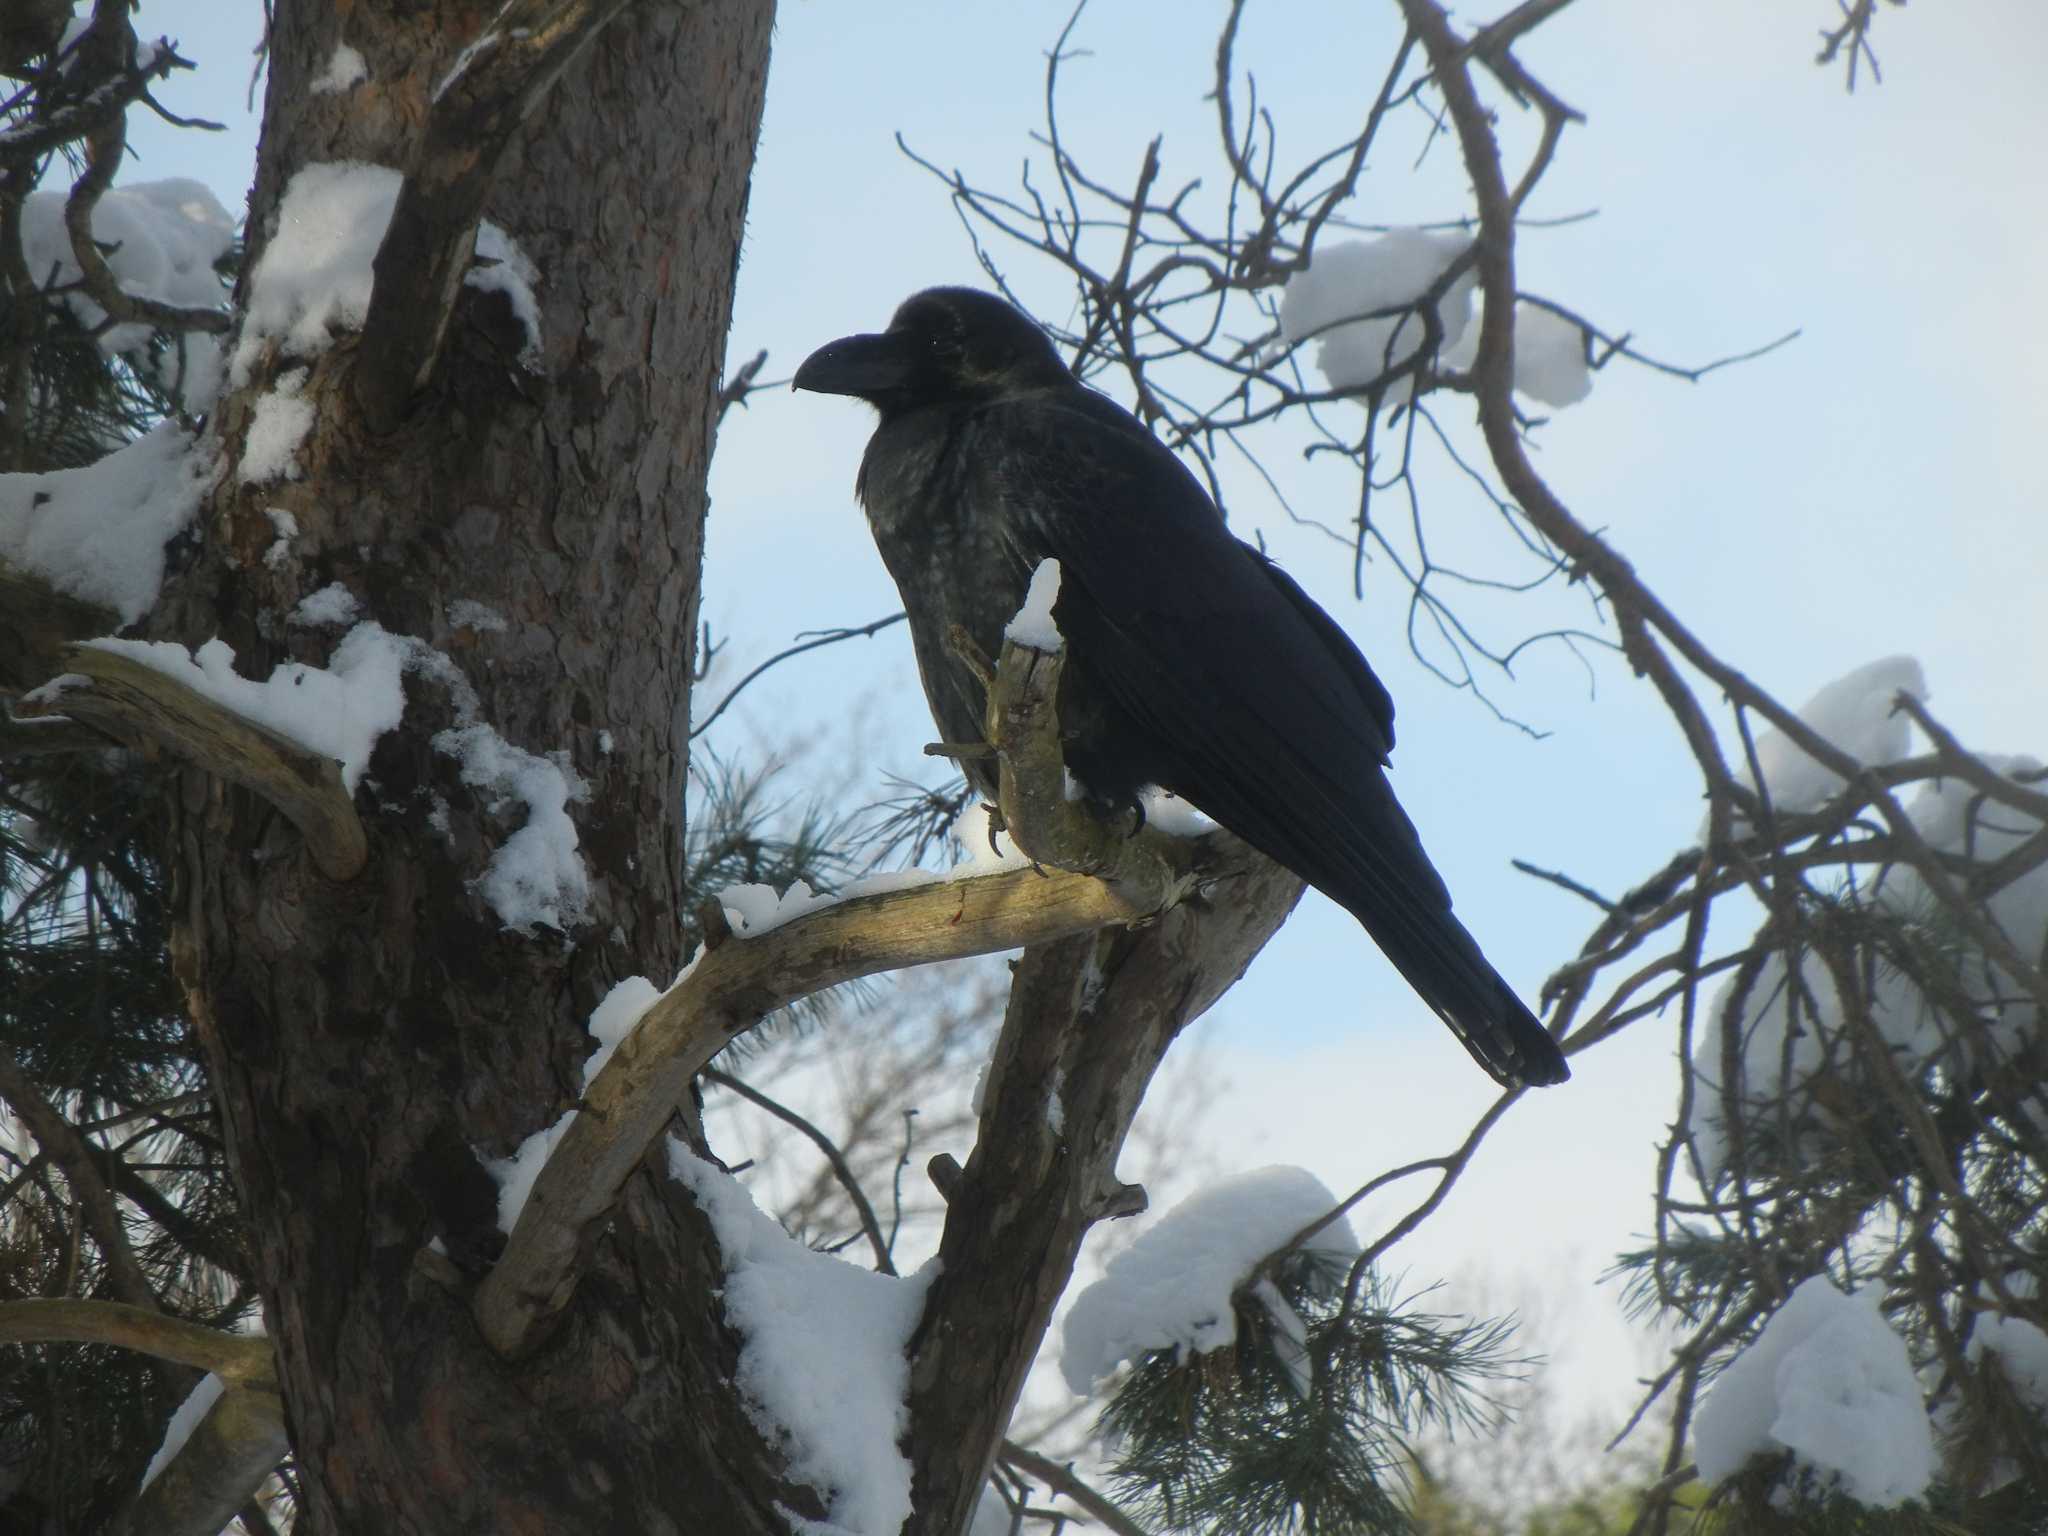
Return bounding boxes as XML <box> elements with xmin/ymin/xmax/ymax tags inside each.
<box><xmin>473</xmin><ymin>627</ymin><xmax>1236</xmax><ymax>1357</ymax></box>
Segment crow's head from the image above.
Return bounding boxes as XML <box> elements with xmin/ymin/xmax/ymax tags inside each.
<box><xmin>794</xmin><ymin>287</ymin><xmax>1071</xmax><ymax>418</ymax></box>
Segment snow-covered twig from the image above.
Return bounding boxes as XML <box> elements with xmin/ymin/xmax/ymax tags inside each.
<box><xmin>702</xmin><ymin>1066</ymin><xmax>896</xmax><ymax>1276</ymax></box>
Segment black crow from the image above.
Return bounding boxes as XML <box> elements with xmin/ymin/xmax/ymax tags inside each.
<box><xmin>794</xmin><ymin>287</ymin><xmax>1568</xmax><ymax>1088</ymax></box>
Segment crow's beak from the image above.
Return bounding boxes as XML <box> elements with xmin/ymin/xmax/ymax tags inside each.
<box><xmin>792</xmin><ymin>331</ymin><xmax>912</xmax><ymax>398</ymax></box>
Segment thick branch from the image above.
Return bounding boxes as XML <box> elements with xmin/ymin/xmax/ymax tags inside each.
<box><xmin>0</xmin><ymin>1297</ymin><xmax>271</xmax><ymax>1380</ymax></box>
<box><xmin>59</xmin><ymin>6</ymin><xmax>227</xmax><ymax>336</ymax></box>
<box><xmin>473</xmin><ymin>856</ymin><xmax>1160</xmax><ymax>1355</ymax></box>
<box><xmin>109</xmin><ymin>1383</ymin><xmax>290</xmax><ymax>1536</ymax></box>
<box><xmin>351</xmin><ymin>0</ymin><xmax>638</xmax><ymax>431</ymax></box>
<box><xmin>15</xmin><ymin>644</ymin><xmax>367</xmax><ymax>881</ymax></box>
<box><xmin>901</xmin><ymin>624</ymin><xmax>1304</xmax><ymax>1535</ymax></box>
<box><xmin>475</xmin><ymin>627</ymin><xmax>1259</xmax><ymax>1357</ymax></box>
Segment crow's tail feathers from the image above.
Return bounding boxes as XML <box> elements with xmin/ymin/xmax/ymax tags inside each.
<box><xmin>1347</xmin><ymin>897</ymin><xmax>1571</xmax><ymax>1089</ymax></box>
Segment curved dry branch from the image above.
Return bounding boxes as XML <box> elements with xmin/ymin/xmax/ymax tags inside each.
<box><xmin>57</xmin><ymin>5</ymin><xmax>228</xmax><ymax>337</ymax></box>
<box><xmin>351</xmin><ymin>0</ymin><xmax>639</xmax><ymax>431</ymax></box>
<box><xmin>1403</xmin><ymin>0</ymin><xmax>2048</xmax><ymax>1028</ymax></box>
<box><xmin>477</xmin><ymin>625</ymin><xmax>1289</xmax><ymax>1361</ymax></box>
<box><xmin>477</xmin><ymin>851</ymin><xmax>1170</xmax><ymax>1356</ymax></box>
<box><xmin>0</xmin><ymin>1297</ymin><xmax>271</xmax><ymax>1380</ymax></box>
<box><xmin>15</xmin><ymin>644</ymin><xmax>367</xmax><ymax>880</ymax></box>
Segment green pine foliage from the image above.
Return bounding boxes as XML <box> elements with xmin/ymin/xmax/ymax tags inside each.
<box><xmin>1096</xmin><ymin>1255</ymin><xmax>1523</xmax><ymax>1534</ymax></box>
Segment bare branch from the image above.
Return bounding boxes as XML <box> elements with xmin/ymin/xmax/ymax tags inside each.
<box><xmin>0</xmin><ymin>1297</ymin><xmax>271</xmax><ymax>1380</ymax></box>
<box><xmin>473</xmin><ymin>801</ymin><xmax>1257</xmax><ymax>1355</ymax></box>
<box><xmin>0</xmin><ymin>35</ymin><xmax>191</xmax><ymax>167</ymax></box>
<box><xmin>690</xmin><ymin>612</ymin><xmax>907</xmax><ymax>741</ymax></box>
<box><xmin>702</xmin><ymin>1066</ymin><xmax>896</xmax><ymax>1275</ymax></box>
<box><xmin>998</xmin><ymin>1440</ymin><xmax>1150</xmax><ymax>1536</ymax></box>
<box><xmin>111</xmin><ymin>1382</ymin><xmax>290</xmax><ymax>1536</ymax></box>
<box><xmin>57</xmin><ymin>5</ymin><xmax>229</xmax><ymax>337</ymax></box>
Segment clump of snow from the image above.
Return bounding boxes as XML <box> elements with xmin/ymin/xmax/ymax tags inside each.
<box><xmin>1970</xmin><ymin>1311</ymin><xmax>2048</xmax><ymax>1413</ymax></box>
<box><xmin>484</xmin><ymin>974</ymin><xmax>666</xmax><ymax>1231</ymax></box>
<box><xmin>233</xmin><ymin>162</ymin><xmax>540</xmax><ymax>386</ymax></box>
<box><xmin>720</xmin><ymin>879</ymin><xmax>837</xmax><ymax>937</ymax></box>
<box><xmin>0</xmin><ymin>423</ymin><xmax>212</xmax><ymax>623</ymax></box>
<box><xmin>1687</xmin><ymin>750</ymin><xmax>2048</xmax><ymax>1185</ymax></box>
<box><xmin>152</xmin><ymin>332</ymin><xmax>226</xmax><ymax>416</ymax></box>
<box><xmin>262</xmin><ymin>508</ymin><xmax>298</xmax><ymax>568</ymax></box>
<box><xmin>583</xmin><ymin>974</ymin><xmax>660</xmax><ymax>1084</ymax></box>
<box><xmin>1693</xmin><ymin>1275</ymin><xmax>1933</xmax><ymax>1509</ymax></box>
<box><xmin>290</xmin><ymin>582</ymin><xmax>360</xmax><ymax>628</ymax></box>
<box><xmin>1716</xmin><ymin>656</ymin><xmax>1927</xmax><ymax>830</ymax></box>
<box><xmin>1060</xmin><ymin>1165</ymin><xmax>1358</xmax><ymax>1395</ymax></box>
<box><xmin>1883</xmin><ymin>755</ymin><xmax>2048</xmax><ymax>1058</ymax></box>
<box><xmin>17</xmin><ymin>179</ymin><xmax>234</xmax><ymax>355</ymax></box>
<box><xmin>487</xmin><ymin>1109</ymin><xmax>573</xmax><ymax>1234</ymax></box>
<box><xmin>1138</xmin><ymin>787</ymin><xmax>1216</xmax><ymax>838</ymax></box>
<box><xmin>669</xmin><ymin>1141</ymin><xmax>935</xmax><ymax>1536</ymax></box>
<box><xmin>308</xmin><ymin>43</ymin><xmax>367</xmax><ymax>93</ymax></box>
<box><xmin>446</xmin><ymin>599</ymin><xmax>507</xmax><ymax>633</ymax></box>
<box><xmin>1510</xmin><ymin>304</ymin><xmax>1591</xmax><ymax>407</ymax></box>
<box><xmin>1280</xmin><ymin>232</ymin><xmax>1474</xmax><ymax>404</ymax></box>
<box><xmin>1252</xmin><ymin>1276</ymin><xmax>1315</xmax><ymax>1399</ymax></box>
<box><xmin>463</xmin><ymin>241</ymin><xmax>543</xmax><ymax>361</ymax></box>
<box><xmin>138</xmin><ymin>1372</ymin><xmax>225</xmax><ymax>1491</ymax></box>
<box><xmin>238</xmin><ymin>368</ymin><xmax>315</xmax><ymax>485</ymax></box>
<box><xmin>1005</xmin><ymin>558</ymin><xmax>1063</xmax><ymax>649</ymax></box>
<box><xmin>431</xmin><ymin>723</ymin><xmax>590</xmax><ymax>933</ymax></box>
<box><xmin>85</xmin><ymin>624</ymin><xmax>406</xmax><ymax>793</ymax></box>
<box><xmin>18</xmin><ymin>673</ymin><xmax>89</xmax><ymax>708</ymax></box>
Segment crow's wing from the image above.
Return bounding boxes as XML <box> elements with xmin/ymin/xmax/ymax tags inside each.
<box><xmin>983</xmin><ymin>392</ymin><xmax>1566</xmax><ymax>1087</ymax></box>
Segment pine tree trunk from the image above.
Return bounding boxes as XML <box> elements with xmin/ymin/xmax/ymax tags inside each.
<box><xmin>154</xmin><ymin>3</ymin><xmax>799</xmax><ymax>1528</ymax></box>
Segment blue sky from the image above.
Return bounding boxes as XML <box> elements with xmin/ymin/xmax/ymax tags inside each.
<box><xmin>126</xmin><ymin>0</ymin><xmax>2048</xmax><ymax>1422</ymax></box>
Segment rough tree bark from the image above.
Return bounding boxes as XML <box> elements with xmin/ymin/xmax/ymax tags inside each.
<box><xmin>150</xmin><ymin>2</ymin><xmax>800</xmax><ymax>1529</ymax></box>
<box><xmin>1</xmin><ymin>2</ymin><xmax>1318</xmax><ymax>1530</ymax></box>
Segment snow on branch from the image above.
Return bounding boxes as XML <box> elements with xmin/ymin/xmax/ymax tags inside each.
<box><xmin>349</xmin><ymin>0</ymin><xmax>636</xmax><ymax>431</ymax></box>
<box><xmin>116</xmin><ymin>1372</ymin><xmax>288</xmax><ymax>1536</ymax></box>
<box><xmin>0</xmin><ymin>1292</ymin><xmax>291</xmax><ymax>1534</ymax></box>
<box><xmin>1060</xmin><ymin>1166</ymin><xmax>1359</xmax><ymax>1396</ymax></box>
<box><xmin>14</xmin><ymin>640</ymin><xmax>375</xmax><ymax>880</ymax></box>
<box><xmin>667</xmin><ymin>1144</ymin><xmax>933</xmax><ymax>1535</ymax></box>
<box><xmin>0</xmin><ymin>423</ymin><xmax>213</xmax><ymax>627</ymax></box>
<box><xmin>231</xmin><ymin>163</ymin><xmax>539</xmax><ymax>390</ymax></box>
<box><xmin>1692</xmin><ymin>1275</ymin><xmax>1934</xmax><ymax>1508</ymax></box>
<box><xmin>473</xmin><ymin>628</ymin><xmax>1277</xmax><ymax>1358</ymax></box>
